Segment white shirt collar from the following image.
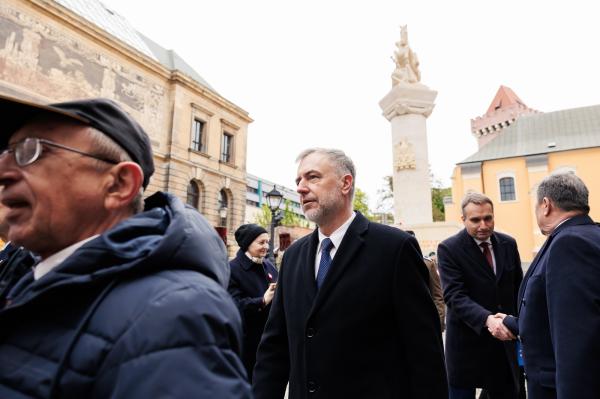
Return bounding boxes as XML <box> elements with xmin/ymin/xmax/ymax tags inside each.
<box><xmin>473</xmin><ymin>237</ymin><xmax>492</xmax><ymax>246</ymax></box>
<box><xmin>317</xmin><ymin>211</ymin><xmax>356</xmax><ymax>254</ymax></box>
<box><xmin>34</xmin><ymin>235</ymin><xmax>99</xmax><ymax>280</ymax></box>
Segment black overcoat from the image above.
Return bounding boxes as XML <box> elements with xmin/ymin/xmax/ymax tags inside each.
<box><xmin>252</xmin><ymin>212</ymin><xmax>448</xmax><ymax>399</ymax></box>
<box><xmin>228</xmin><ymin>249</ymin><xmax>278</xmax><ymax>380</ymax></box>
<box><xmin>437</xmin><ymin>229</ymin><xmax>522</xmax><ymax>392</ymax></box>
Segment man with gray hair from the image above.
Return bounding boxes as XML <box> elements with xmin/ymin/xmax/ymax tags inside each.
<box><xmin>253</xmin><ymin>148</ymin><xmax>447</xmax><ymax>398</ymax></box>
<box><xmin>500</xmin><ymin>172</ymin><xmax>600</xmax><ymax>399</ymax></box>
<box><xmin>0</xmin><ymin>94</ymin><xmax>250</xmax><ymax>397</ymax></box>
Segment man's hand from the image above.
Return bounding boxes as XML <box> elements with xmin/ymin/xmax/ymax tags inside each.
<box><xmin>263</xmin><ymin>283</ymin><xmax>277</xmax><ymax>306</ymax></box>
<box><xmin>486</xmin><ymin>314</ymin><xmax>515</xmax><ymax>341</ymax></box>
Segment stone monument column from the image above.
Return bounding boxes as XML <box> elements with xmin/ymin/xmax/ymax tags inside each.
<box><xmin>379</xmin><ymin>26</ymin><xmax>437</xmax><ymax>226</ymax></box>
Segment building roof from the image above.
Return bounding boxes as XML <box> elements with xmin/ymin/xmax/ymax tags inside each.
<box><xmin>459</xmin><ymin>104</ymin><xmax>600</xmax><ymax>164</ymax></box>
<box><xmin>139</xmin><ymin>33</ymin><xmax>215</xmax><ymax>91</ymax></box>
<box><xmin>55</xmin><ymin>0</ymin><xmax>215</xmax><ymax>91</ymax></box>
<box><xmin>485</xmin><ymin>85</ymin><xmax>527</xmax><ymax>114</ymax></box>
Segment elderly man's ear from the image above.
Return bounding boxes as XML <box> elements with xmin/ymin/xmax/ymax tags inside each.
<box><xmin>103</xmin><ymin>162</ymin><xmax>144</xmax><ymax>211</ymax></box>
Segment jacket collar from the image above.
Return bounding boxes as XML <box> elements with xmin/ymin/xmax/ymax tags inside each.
<box><xmin>518</xmin><ymin>213</ymin><xmax>594</xmax><ymax>310</ymax></box>
<box><xmin>549</xmin><ymin>214</ymin><xmax>594</xmax><ymax>237</ymax></box>
<box><xmin>307</xmin><ymin>212</ymin><xmax>369</xmax><ymax>312</ymax></box>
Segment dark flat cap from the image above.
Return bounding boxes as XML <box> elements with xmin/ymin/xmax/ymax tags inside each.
<box><xmin>0</xmin><ymin>94</ymin><xmax>154</xmax><ymax>189</ymax></box>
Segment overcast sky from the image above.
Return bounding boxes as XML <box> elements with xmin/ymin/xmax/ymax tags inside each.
<box><xmin>101</xmin><ymin>0</ymin><xmax>600</xmax><ymax>208</ymax></box>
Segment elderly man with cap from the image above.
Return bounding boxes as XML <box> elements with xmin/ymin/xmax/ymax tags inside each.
<box><xmin>228</xmin><ymin>223</ymin><xmax>278</xmax><ymax>382</ymax></box>
<box><xmin>0</xmin><ymin>94</ymin><xmax>251</xmax><ymax>398</ymax></box>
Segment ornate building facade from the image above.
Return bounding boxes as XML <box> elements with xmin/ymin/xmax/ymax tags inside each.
<box><xmin>0</xmin><ymin>0</ymin><xmax>252</xmax><ymax>253</ymax></box>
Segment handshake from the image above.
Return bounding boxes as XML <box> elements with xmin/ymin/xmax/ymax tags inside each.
<box><xmin>485</xmin><ymin>313</ymin><xmax>515</xmax><ymax>341</ymax></box>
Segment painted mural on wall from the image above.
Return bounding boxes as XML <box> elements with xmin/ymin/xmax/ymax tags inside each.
<box><xmin>0</xmin><ymin>3</ymin><xmax>165</xmax><ymax>140</ymax></box>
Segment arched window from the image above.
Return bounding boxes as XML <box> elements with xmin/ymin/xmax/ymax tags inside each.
<box><xmin>499</xmin><ymin>177</ymin><xmax>516</xmax><ymax>201</ymax></box>
<box><xmin>187</xmin><ymin>181</ymin><xmax>199</xmax><ymax>208</ymax></box>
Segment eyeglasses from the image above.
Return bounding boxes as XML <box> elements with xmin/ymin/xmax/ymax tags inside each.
<box><xmin>0</xmin><ymin>137</ymin><xmax>118</xmax><ymax>167</ymax></box>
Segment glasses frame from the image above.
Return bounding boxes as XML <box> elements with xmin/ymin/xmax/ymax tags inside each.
<box><xmin>0</xmin><ymin>137</ymin><xmax>119</xmax><ymax>167</ymax></box>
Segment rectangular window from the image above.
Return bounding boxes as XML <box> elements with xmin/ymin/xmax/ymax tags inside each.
<box><xmin>221</xmin><ymin>132</ymin><xmax>233</xmax><ymax>163</ymax></box>
<box><xmin>499</xmin><ymin>177</ymin><xmax>516</xmax><ymax>201</ymax></box>
<box><xmin>191</xmin><ymin>119</ymin><xmax>205</xmax><ymax>152</ymax></box>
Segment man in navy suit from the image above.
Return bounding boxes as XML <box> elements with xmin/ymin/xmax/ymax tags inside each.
<box><xmin>252</xmin><ymin>148</ymin><xmax>448</xmax><ymax>399</ymax></box>
<box><xmin>500</xmin><ymin>173</ymin><xmax>600</xmax><ymax>399</ymax></box>
<box><xmin>438</xmin><ymin>193</ymin><xmax>522</xmax><ymax>399</ymax></box>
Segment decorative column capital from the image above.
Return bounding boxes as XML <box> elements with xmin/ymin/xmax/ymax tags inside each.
<box><xmin>379</xmin><ymin>82</ymin><xmax>437</xmax><ymax>121</ymax></box>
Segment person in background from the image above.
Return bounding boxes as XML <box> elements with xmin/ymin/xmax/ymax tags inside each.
<box><xmin>406</xmin><ymin>230</ymin><xmax>446</xmax><ymax>331</ymax></box>
<box><xmin>228</xmin><ymin>223</ymin><xmax>278</xmax><ymax>381</ymax></box>
<box><xmin>0</xmin><ymin>201</ymin><xmax>36</xmax><ymax>307</ymax></box>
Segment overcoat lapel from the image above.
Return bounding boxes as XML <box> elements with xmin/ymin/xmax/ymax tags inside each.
<box><xmin>517</xmin><ymin>235</ymin><xmax>550</xmax><ymax>311</ymax></box>
<box><xmin>302</xmin><ymin>230</ymin><xmax>320</xmax><ymax>302</ymax></box>
<box><xmin>460</xmin><ymin>230</ymin><xmax>496</xmax><ymax>280</ymax></box>
<box><xmin>491</xmin><ymin>234</ymin><xmax>505</xmax><ymax>281</ymax></box>
<box><xmin>309</xmin><ymin>213</ymin><xmax>368</xmax><ymax>316</ymax></box>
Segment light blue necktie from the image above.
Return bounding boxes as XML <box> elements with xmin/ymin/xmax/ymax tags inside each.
<box><xmin>316</xmin><ymin>238</ymin><xmax>334</xmax><ymax>289</ymax></box>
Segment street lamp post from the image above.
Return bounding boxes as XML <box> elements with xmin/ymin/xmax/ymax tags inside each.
<box><xmin>265</xmin><ymin>186</ymin><xmax>284</xmax><ymax>264</ymax></box>
<box><xmin>218</xmin><ymin>205</ymin><xmax>228</xmax><ymax>227</ymax></box>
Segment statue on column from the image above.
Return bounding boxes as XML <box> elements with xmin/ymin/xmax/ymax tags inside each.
<box><xmin>391</xmin><ymin>25</ymin><xmax>421</xmax><ymax>86</ymax></box>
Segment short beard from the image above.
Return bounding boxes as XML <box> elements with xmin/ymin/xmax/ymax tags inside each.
<box><xmin>303</xmin><ymin>191</ymin><xmax>343</xmax><ymax>226</ymax></box>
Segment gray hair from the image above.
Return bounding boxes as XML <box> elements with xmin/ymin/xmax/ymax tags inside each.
<box><xmin>296</xmin><ymin>148</ymin><xmax>356</xmax><ymax>197</ymax></box>
<box><xmin>537</xmin><ymin>172</ymin><xmax>589</xmax><ymax>214</ymax></box>
<box><xmin>87</xmin><ymin>127</ymin><xmax>144</xmax><ymax>214</ymax></box>
<box><xmin>461</xmin><ymin>192</ymin><xmax>494</xmax><ymax>217</ymax></box>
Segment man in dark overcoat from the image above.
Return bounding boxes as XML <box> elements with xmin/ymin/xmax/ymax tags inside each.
<box><xmin>501</xmin><ymin>173</ymin><xmax>600</xmax><ymax>399</ymax></box>
<box><xmin>438</xmin><ymin>192</ymin><xmax>522</xmax><ymax>399</ymax></box>
<box><xmin>252</xmin><ymin>148</ymin><xmax>448</xmax><ymax>398</ymax></box>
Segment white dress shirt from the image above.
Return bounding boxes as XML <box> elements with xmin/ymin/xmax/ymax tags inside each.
<box><xmin>473</xmin><ymin>237</ymin><xmax>496</xmax><ymax>274</ymax></box>
<box><xmin>314</xmin><ymin>212</ymin><xmax>356</xmax><ymax>278</ymax></box>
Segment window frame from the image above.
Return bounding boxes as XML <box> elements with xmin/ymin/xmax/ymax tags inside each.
<box><xmin>220</xmin><ymin>131</ymin><xmax>234</xmax><ymax>164</ymax></box>
<box><xmin>191</xmin><ymin>118</ymin><xmax>206</xmax><ymax>153</ymax></box>
<box><xmin>497</xmin><ymin>174</ymin><xmax>517</xmax><ymax>202</ymax></box>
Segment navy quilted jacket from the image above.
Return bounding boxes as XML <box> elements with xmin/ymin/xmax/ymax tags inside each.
<box><xmin>0</xmin><ymin>192</ymin><xmax>251</xmax><ymax>398</ymax></box>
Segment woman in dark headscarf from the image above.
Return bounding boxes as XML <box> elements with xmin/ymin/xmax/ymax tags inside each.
<box><xmin>228</xmin><ymin>224</ymin><xmax>278</xmax><ymax>381</ymax></box>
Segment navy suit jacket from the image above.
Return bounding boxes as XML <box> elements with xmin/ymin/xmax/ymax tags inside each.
<box><xmin>438</xmin><ymin>229</ymin><xmax>522</xmax><ymax>392</ymax></box>
<box><xmin>252</xmin><ymin>212</ymin><xmax>448</xmax><ymax>399</ymax></box>
<box><xmin>513</xmin><ymin>215</ymin><xmax>600</xmax><ymax>399</ymax></box>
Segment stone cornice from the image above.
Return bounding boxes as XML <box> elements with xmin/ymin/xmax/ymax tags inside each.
<box><xmin>171</xmin><ymin>72</ymin><xmax>253</xmax><ymax>123</ymax></box>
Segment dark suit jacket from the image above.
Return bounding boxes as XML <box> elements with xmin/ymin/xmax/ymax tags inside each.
<box><xmin>252</xmin><ymin>212</ymin><xmax>448</xmax><ymax>399</ymax></box>
<box><xmin>228</xmin><ymin>249</ymin><xmax>278</xmax><ymax>381</ymax></box>
<box><xmin>437</xmin><ymin>229</ymin><xmax>522</xmax><ymax>392</ymax></box>
<box><xmin>512</xmin><ymin>215</ymin><xmax>600</xmax><ymax>399</ymax></box>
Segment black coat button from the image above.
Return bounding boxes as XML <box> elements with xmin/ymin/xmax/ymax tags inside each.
<box><xmin>308</xmin><ymin>381</ymin><xmax>318</xmax><ymax>393</ymax></box>
<box><xmin>306</xmin><ymin>327</ymin><xmax>315</xmax><ymax>338</ymax></box>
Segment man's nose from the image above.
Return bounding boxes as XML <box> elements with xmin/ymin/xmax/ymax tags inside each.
<box><xmin>0</xmin><ymin>154</ymin><xmax>21</xmax><ymax>188</ymax></box>
<box><xmin>296</xmin><ymin>180</ymin><xmax>308</xmax><ymax>194</ymax></box>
